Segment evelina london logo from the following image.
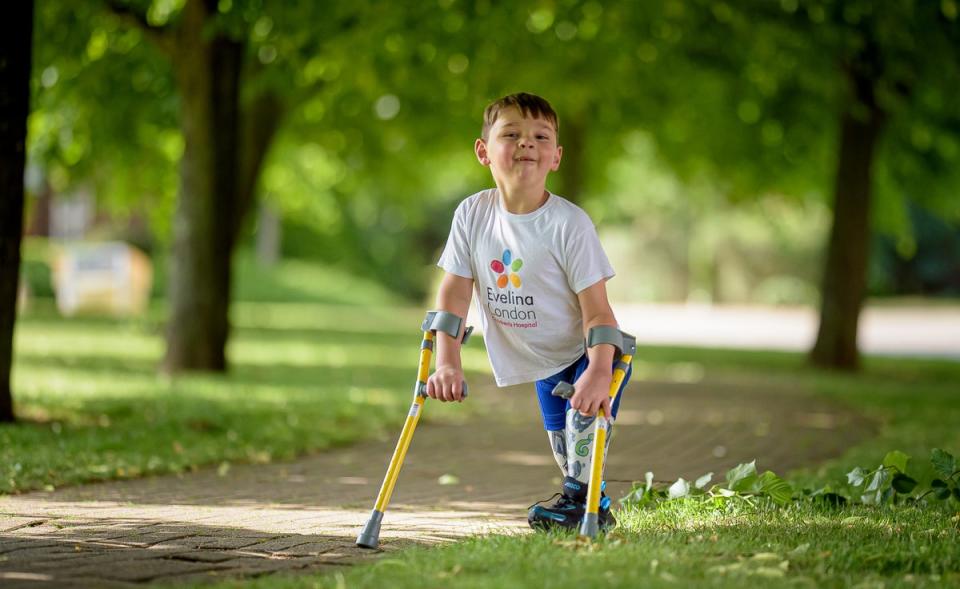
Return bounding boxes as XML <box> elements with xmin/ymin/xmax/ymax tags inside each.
<box><xmin>490</xmin><ymin>248</ymin><xmax>523</xmax><ymax>288</ymax></box>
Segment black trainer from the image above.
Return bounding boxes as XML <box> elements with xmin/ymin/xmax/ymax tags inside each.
<box><xmin>527</xmin><ymin>476</ymin><xmax>616</xmax><ymax>531</ymax></box>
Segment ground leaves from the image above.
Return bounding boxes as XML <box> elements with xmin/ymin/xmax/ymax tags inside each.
<box><xmin>726</xmin><ymin>460</ymin><xmax>758</xmax><ymax>493</ymax></box>
<box><xmin>931</xmin><ymin>448</ymin><xmax>956</xmax><ymax>480</ymax></box>
<box><xmin>622</xmin><ymin>448</ymin><xmax>960</xmax><ymax>511</ymax></box>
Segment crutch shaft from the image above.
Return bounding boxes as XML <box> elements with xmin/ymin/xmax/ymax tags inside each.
<box><xmin>372</xmin><ymin>331</ymin><xmax>433</xmax><ymax>511</ymax></box>
<box><xmin>581</xmin><ymin>353</ymin><xmax>634</xmax><ymax>538</ymax></box>
<box><xmin>357</xmin><ymin>332</ymin><xmax>433</xmax><ymax>549</ymax></box>
<box><xmin>373</xmin><ymin>397</ymin><xmax>425</xmax><ymax>511</ymax></box>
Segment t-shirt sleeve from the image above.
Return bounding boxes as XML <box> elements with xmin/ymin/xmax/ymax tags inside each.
<box><xmin>437</xmin><ymin>198</ymin><xmax>474</xmax><ymax>279</ymax></box>
<box><xmin>563</xmin><ymin>209</ymin><xmax>615</xmax><ymax>294</ymax></box>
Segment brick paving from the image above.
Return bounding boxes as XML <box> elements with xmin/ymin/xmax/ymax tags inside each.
<box><xmin>0</xmin><ymin>378</ymin><xmax>874</xmax><ymax>587</ymax></box>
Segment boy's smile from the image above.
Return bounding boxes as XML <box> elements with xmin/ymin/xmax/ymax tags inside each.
<box><xmin>475</xmin><ymin>106</ymin><xmax>562</xmax><ymax>204</ymax></box>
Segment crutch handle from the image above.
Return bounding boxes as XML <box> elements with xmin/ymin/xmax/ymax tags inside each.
<box><xmin>551</xmin><ymin>381</ymin><xmax>575</xmax><ymax>400</ymax></box>
<box><xmin>417</xmin><ymin>381</ymin><xmax>469</xmax><ymax>399</ymax></box>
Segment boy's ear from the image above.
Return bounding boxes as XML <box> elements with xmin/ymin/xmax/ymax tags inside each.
<box><xmin>475</xmin><ymin>138</ymin><xmax>491</xmax><ymax>166</ymax></box>
<box><xmin>551</xmin><ymin>145</ymin><xmax>563</xmax><ymax>171</ymax></box>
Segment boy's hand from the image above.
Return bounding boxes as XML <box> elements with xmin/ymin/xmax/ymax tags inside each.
<box><xmin>426</xmin><ymin>365</ymin><xmax>466</xmax><ymax>403</ymax></box>
<box><xmin>571</xmin><ymin>367</ymin><xmax>613</xmax><ymax>417</ymax></box>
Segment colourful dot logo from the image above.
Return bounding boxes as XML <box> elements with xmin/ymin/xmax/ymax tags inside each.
<box><xmin>491</xmin><ymin>249</ymin><xmax>523</xmax><ymax>288</ymax></box>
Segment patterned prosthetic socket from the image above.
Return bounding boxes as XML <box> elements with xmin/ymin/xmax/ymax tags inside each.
<box><xmin>565</xmin><ymin>409</ymin><xmax>615</xmax><ymax>484</ymax></box>
<box><xmin>565</xmin><ymin>409</ymin><xmax>595</xmax><ymax>484</ymax></box>
<box><xmin>547</xmin><ymin>430</ymin><xmax>567</xmax><ymax>477</ymax></box>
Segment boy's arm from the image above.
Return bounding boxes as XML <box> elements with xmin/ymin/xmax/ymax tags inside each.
<box><xmin>427</xmin><ymin>272</ymin><xmax>474</xmax><ymax>402</ymax></box>
<box><xmin>572</xmin><ymin>279</ymin><xmax>618</xmax><ymax>417</ymax></box>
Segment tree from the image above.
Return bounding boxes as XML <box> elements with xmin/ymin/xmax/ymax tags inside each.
<box><xmin>32</xmin><ymin>0</ymin><xmax>417</xmax><ymax>369</ymax></box>
<box><xmin>0</xmin><ymin>0</ymin><xmax>34</xmax><ymax>422</ymax></box>
<box><xmin>809</xmin><ymin>25</ymin><xmax>887</xmax><ymax>369</ymax></box>
<box><xmin>31</xmin><ymin>0</ymin><xmax>958</xmax><ymax>375</ymax></box>
<box><xmin>808</xmin><ymin>1</ymin><xmax>960</xmax><ymax>368</ymax></box>
<box><xmin>98</xmin><ymin>0</ymin><xmax>380</xmax><ymax>371</ymax></box>
<box><xmin>100</xmin><ymin>0</ymin><xmax>265</xmax><ymax>370</ymax></box>
<box><xmin>620</xmin><ymin>0</ymin><xmax>960</xmax><ymax>369</ymax></box>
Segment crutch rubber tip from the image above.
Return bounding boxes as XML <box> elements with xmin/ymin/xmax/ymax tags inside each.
<box><xmin>356</xmin><ymin>509</ymin><xmax>384</xmax><ymax>549</ymax></box>
<box><xmin>579</xmin><ymin>513</ymin><xmax>600</xmax><ymax>538</ymax></box>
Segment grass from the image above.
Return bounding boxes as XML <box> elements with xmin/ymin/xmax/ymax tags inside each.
<box><xmin>178</xmin><ymin>343</ymin><xmax>960</xmax><ymax>589</ymax></box>
<box><xmin>198</xmin><ymin>502</ymin><xmax>959</xmax><ymax>588</ymax></box>
<box><xmin>2</xmin><ymin>252</ymin><xmax>490</xmax><ymax>494</ymax></box>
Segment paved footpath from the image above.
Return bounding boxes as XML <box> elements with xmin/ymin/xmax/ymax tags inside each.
<box><xmin>0</xmin><ymin>378</ymin><xmax>874</xmax><ymax>588</ymax></box>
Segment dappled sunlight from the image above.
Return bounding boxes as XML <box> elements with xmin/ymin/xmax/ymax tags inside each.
<box><xmin>495</xmin><ymin>451</ymin><xmax>554</xmax><ymax>467</ymax></box>
<box><xmin>229</xmin><ymin>340</ymin><xmax>413</xmax><ymax>370</ymax></box>
<box><xmin>13</xmin><ymin>323</ymin><xmax>162</xmax><ymax>362</ymax></box>
<box><xmin>0</xmin><ymin>504</ymin><xmax>518</xmax><ymax>584</ymax></box>
<box><xmin>231</xmin><ymin>302</ymin><xmax>423</xmax><ymax>333</ymax></box>
<box><xmin>627</xmin><ymin>359</ymin><xmax>706</xmax><ymax>383</ymax></box>
<box><xmin>13</xmin><ymin>364</ymin><xmax>164</xmax><ymax>402</ymax></box>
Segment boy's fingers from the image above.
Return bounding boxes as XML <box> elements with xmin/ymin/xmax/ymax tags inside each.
<box><xmin>570</xmin><ymin>394</ymin><xmax>582</xmax><ymax>411</ymax></box>
<box><xmin>578</xmin><ymin>396</ymin><xmax>596</xmax><ymax>416</ymax></box>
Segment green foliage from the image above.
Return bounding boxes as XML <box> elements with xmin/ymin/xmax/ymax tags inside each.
<box><xmin>28</xmin><ymin>1</ymin><xmax>960</xmax><ymax>301</ymax></box>
<box><xmin>932</xmin><ymin>448</ymin><xmax>958</xmax><ymax>480</ymax></box>
<box><xmin>19</xmin><ymin>238</ymin><xmax>55</xmax><ymax>298</ymax></box>
<box><xmin>623</xmin><ymin>460</ymin><xmax>794</xmax><ymax>508</ymax></box>
<box><xmin>622</xmin><ymin>449</ymin><xmax>960</xmax><ymax>512</ymax></box>
<box><xmin>30</xmin><ymin>0</ymin><xmax>180</xmax><ymax>241</ymax></box>
<box><xmin>870</xmin><ymin>204</ymin><xmax>960</xmax><ymax>297</ymax></box>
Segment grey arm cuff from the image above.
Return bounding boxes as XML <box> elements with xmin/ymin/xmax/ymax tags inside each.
<box><xmin>422</xmin><ymin>310</ymin><xmax>473</xmax><ymax>344</ymax></box>
<box><xmin>587</xmin><ymin>326</ymin><xmax>637</xmax><ymax>356</ymax></box>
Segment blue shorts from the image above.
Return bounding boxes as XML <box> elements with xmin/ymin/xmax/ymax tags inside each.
<box><xmin>534</xmin><ymin>353</ymin><xmax>632</xmax><ymax>431</ymax></box>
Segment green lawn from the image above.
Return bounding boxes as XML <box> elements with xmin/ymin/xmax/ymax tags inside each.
<box><xmin>2</xmin><ymin>254</ymin><xmax>489</xmax><ymax>494</ymax></box>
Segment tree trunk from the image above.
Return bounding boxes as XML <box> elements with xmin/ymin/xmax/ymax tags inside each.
<box><xmin>163</xmin><ymin>0</ymin><xmax>244</xmax><ymax>372</ymax></box>
<box><xmin>556</xmin><ymin>111</ymin><xmax>586</xmax><ymax>204</ymax></box>
<box><xmin>238</xmin><ymin>89</ymin><xmax>283</xmax><ymax>238</ymax></box>
<box><xmin>26</xmin><ymin>179</ymin><xmax>52</xmax><ymax>236</ymax></box>
<box><xmin>256</xmin><ymin>202</ymin><xmax>281</xmax><ymax>267</ymax></box>
<box><xmin>0</xmin><ymin>0</ymin><xmax>33</xmax><ymax>422</ymax></box>
<box><xmin>810</xmin><ymin>62</ymin><xmax>886</xmax><ymax>370</ymax></box>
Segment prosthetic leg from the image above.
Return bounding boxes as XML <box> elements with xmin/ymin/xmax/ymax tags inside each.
<box><xmin>552</xmin><ymin>327</ymin><xmax>636</xmax><ymax>538</ymax></box>
<box><xmin>356</xmin><ymin>311</ymin><xmax>472</xmax><ymax>549</ymax></box>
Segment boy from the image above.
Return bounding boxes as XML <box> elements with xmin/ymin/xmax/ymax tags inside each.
<box><xmin>426</xmin><ymin>92</ymin><xmax>631</xmax><ymax>531</ymax></box>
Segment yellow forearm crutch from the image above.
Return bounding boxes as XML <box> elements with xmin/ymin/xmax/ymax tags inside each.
<box><xmin>356</xmin><ymin>310</ymin><xmax>472</xmax><ymax>549</ymax></box>
<box><xmin>552</xmin><ymin>329</ymin><xmax>636</xmax><ymax>538</ymax></box>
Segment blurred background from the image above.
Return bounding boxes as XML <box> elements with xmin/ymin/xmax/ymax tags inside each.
<box><xmin>8</xmin><ymin>0</ymin><xmax>960</xmax><ymax>379</ymax></box>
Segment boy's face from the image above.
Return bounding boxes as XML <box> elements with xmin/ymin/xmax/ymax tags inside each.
<box><xmin>475</xmin><ymin>107</ymin><xmax>562</xmax><ymax>192</ymax></box>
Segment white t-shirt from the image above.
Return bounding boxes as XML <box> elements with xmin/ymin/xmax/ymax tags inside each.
<box><xmin>438</xmin><ymin>188</ymin><xmax>615</xmax><ymax>386</ymax></box>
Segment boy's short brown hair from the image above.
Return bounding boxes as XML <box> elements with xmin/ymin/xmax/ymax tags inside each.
<box><xmin>481</xmin><ymin>93</ymin><xmax>559</xmax><ymax>141</ymax></box>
